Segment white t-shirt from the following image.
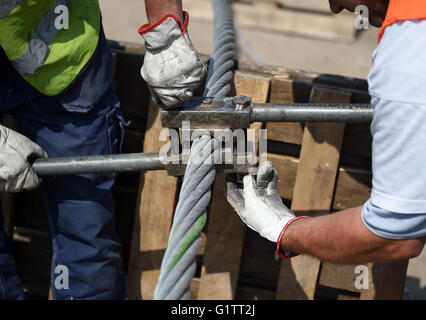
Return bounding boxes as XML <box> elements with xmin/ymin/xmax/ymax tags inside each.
<box><xmin>361</xmin><ymin>19</ymin><xmax>426</xmax><ymax>239</ymax></box>
<box><xmin>368</xmin><ymin>19</ymin><xmax>426</xmax><ymax>214</ymax></box>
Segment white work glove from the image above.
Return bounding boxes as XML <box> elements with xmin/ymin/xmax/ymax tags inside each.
<box><xmin>0</xmin><ymin>125</ymin><xmax>47</xmax><ymax>192</ymax></box>
<box><xmin>226</xmin><ymin>161</ymin><xmax>307</xmax><ymax>258</ymax></box>
<box><xmin>139</xmin><ymin>11</ymin><xmax>207</xmax><ymax>109</ymax></box>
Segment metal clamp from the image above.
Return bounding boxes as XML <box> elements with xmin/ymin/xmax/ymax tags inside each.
<box><xmin>161</xmin><ymin>95</ymin><xmax>253</xmax><ymax>129</ymax></box>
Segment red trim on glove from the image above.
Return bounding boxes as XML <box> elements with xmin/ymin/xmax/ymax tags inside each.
<box><xmin>138</xmin><ymin>11</ymin><xmax>189</xmax><ymax>36</ymax></box>
<box><xmin>276</xmin><ymin>216</ymin><xmax>309</xmax><ymax>259</ymax></box>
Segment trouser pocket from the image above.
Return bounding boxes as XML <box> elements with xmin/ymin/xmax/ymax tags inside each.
<box><xmin>105</xmin><ymin>89</ymin><xmax>130</xmax><ymax>155</ymax></box>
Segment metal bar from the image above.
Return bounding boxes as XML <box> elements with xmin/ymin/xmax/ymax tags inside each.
<box><xmin>161</xmin><ymin>98</ymin><xmax>374</xmax><ymax>128</ymax></box>
<box><xmin>251</xmin><ymin>103</ymin><xmax>373</xmax><ymax>123</ymax></box>
<box><xmin>33</xmin><ymin>152</ymin><xmax>165</xmax><ymax>176</ymax></box>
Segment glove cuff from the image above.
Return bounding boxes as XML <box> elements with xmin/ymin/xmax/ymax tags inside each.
<box><xmin>276</xmin><ymin>216</ymin><xmax>309</xmax><ymax>259</ymax></box>
<box><xmin>138</xmin><ymin>11</ymin><xmax>189</xmax><ymax>36</ymax></box>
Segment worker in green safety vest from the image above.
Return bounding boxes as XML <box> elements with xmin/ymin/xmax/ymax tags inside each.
<box><xmin>0</xmin><ymin>0</ymin><xmax>205</xmax><ymax>299</ymax></box>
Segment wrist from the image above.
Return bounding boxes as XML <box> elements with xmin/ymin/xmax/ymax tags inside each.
<box><xmin>145</xmin><ymin>0</ymin><xmax>184</xmax><ymax>25</ymax></box>
<box><xmin>276</xmin><ymin>216</ymin><xmax>309</xmax><ymax>258</ymax></box>
<box><xmin>139</xmin><ymin>11</ymin><xmax>188</xmax><ymax>36</ymax></box>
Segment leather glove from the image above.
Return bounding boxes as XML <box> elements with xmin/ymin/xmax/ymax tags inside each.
<box><xmin>0</xmin><ymin>125</ymin><xmax>48</xmax><ymax>192</ymax></box>
<box><xmin>139</xmin><ymin>11</ymin><xmax>207</xmax><ymax>110</ymax></box>
<box><xmin>226</xmin><ymin>161</ymin><xmax>307</xmax><ymax>257</ymax></box>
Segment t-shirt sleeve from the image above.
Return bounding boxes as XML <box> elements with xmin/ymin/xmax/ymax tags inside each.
<box><xmin>362</xmin><ymin>199</ymin><xmax>426</xmax><ymax>240</ymax></box>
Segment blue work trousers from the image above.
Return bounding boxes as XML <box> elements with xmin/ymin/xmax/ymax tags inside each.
<box><xmin>0</xmin><ymin>29</ymin><xmax>128</xmax><ymax>300</ymax></box>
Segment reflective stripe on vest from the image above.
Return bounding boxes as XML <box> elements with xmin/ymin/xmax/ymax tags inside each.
<box><xmin>0</xmin><ymin>0</ymin><xmax>24</xmax><ymax>18</ymax></box>
<box><xmin>0</xmin><ymin>0</ymin><xmax>100</xmax><ymax>96</ymax></box>
<box><xmin>379</xmin><ymin>0</ymin><xmax>426</xmax><ymax>42</ymax></box>
<box><xmin>10</xmin><ymin>0</ymin><xmax>69</xmax><ymax>76</ymax></box>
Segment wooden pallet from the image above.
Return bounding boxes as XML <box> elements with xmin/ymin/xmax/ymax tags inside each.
<box><xmin>6</xmin><ymin>41</ymin><xmax>408</xmax><ymax>300</ymax></box>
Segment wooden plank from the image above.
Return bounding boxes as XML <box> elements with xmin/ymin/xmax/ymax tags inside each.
<box><xmin>276</xmin><ymin>87</ymin><xmax>351</xmax><ymax>300</ymax></box>
<box><xmin>267</xmin><ymin>154</ymin><xmax>298</xmax><ymax>202</ymax></box>
<box><xmin>126</xmin><ymin>101</ymin><xmax>179</xmax><ymax>300</ymax></box>
<box><xmin>237</xmin><ymin>229</ymin><xmax>282</xmax><ymax>291</ymax></box>
<box><xmin>360</xmin><ymin>261</ymin><xmax>409</xmax><ymax>300</ymax></box>
<box><xmin>267</xmin><ymin>153</ymin><xmax>372</xmax><ymax>207</ymax></box>
<box><xmin>318</xmin><ymin>260</ymin><xmax>407</xmax><ymax>300</ymax></box>
<box><xmin>333</xmin><ymin>167</ymin><xmax>371</xmax><ymax>210</ymax></box>
<box><xmin>197</xmin><ymin>72</ymin><xmax>271</xmax><ymax>300</ymax></box>
<box><xmin>315</xmin><ymin>285</ymin><xmax>360</xmax><ymax>300</ymax></box>
<box><xmin>267</xmin><ymin>79</ymin><xmax>305</xmax><ymax>145</ymax></box>
<box><xmin>319</xmin><ymin>263</ymin><xmax>362</xmax><ymax>293</ymax></box>
<box><xmin>235</xmin><ymin>284</ymin><xmax>276</xmax><ymax>300</ymax></box>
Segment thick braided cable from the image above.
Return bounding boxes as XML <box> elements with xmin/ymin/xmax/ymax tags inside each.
<box><xmin>204</xmin><ymin>0</ymin><xmax>236</xmax><ymax>98</ymax></box>
<box><xmin>154</xmin><ymin>136</ymin><xmax>219</xmax><ymax>299</ymax></box>
<box><xmin>153</xmin><ymin>0</ymin><xmax>236</xmax><ymax>300</ymax></box>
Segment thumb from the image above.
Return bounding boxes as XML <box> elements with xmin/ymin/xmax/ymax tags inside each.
<box><xmin>25</xmin><ymin>139</ymin><xmax>48</xmax><ymax>160</ymax></box>
<box><xmin>256</xmin><ymin>161</ymin><xmax>274</xmax><ymax>196</ymax></box>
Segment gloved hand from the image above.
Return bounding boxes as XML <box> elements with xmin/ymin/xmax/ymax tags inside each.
<box><xmin>226</xmin><ymin>161</ymin><xmax>307</xmax><ymax>257</ymax></box>
<box><xmin>139</xmin><ymin>11</ymin><xmax>207</xmax><ymax>109</ymax></box>
<box><xmin>0</xmin><ymin>125</ymin><xmax>48</xmax><ymax>192</ymax></box>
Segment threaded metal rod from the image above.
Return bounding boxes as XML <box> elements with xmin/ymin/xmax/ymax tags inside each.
<box><xmin>251</xmin><ymin>103</ymin><xmax>373</xmax><ymax>123</ymax></box>
<box><xmin>33</xmin><ymin>152</ymin><xmax>165</xmax><ymax>176</ymax></box>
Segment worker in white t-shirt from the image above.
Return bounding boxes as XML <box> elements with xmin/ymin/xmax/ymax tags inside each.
<box><xmin>226</xmin><ymin>0</ymin><xmax>426</xmax><ymax>263</ymax></box>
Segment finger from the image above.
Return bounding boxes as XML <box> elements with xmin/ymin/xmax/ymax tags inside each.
<box><xmin>266</xmin><ymin>167</ymin><xmax>282</xmax><ymax>201</ymax></box>
<box><xmin>14</xmin><ymin>134</ymin><xmax>48</xmax><ymax>159</ymax></box>
<box><xmin>10</xmin><ymin>166</ymin><xmax>40</xmax><ymax>193</ymax></box>
<box><xmin>256</xmin><ymin>161</ymin><xmax>275</xmax><ymax>196</ymax></box>
<box><xmin>243</xmin><ymin>174</ymin><xmax>259</xmax><ymax>200</ymax></box>
<box><xmin>0</xmin><ymin>166</ymin><xmax>10</xmax><ymax>192</ymax></box>
<box><xmin>27</xmin><ymin>141</ymin><xmax>48</xmax><ymax>159</ymax></box>
<box><xmin>225</xmin><ymin>174</ymin><xmax>245</xmax><ymax>213</ymax></box>
<box><xmin>22</xmin><ymin>169</ymin><xmax>42</xmax><ymax>191</ymax></box>
<box><xmin>154</xmin><ymin>88</ymin><xmax>192</xmax><ymax>109</ymax></box>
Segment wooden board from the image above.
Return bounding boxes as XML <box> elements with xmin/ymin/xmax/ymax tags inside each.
<box><xmin>319</xmin><ymin>263</ymin><xmax>363</xmax><ymax>293</ymax></box>
<box><xmin>276</xmin><ymin>87</ymin><xmax>351</xmax><ymax>300</ymax></box>
<box><xmin>360</xmin><ymin>261</ymin><xmax>409</xmax><ymax>300</ymax></box>
<box><xmin>267</xmin><ymin>153</ymin><xmax>371</xmax><ymax>206</ymax></box>
<box><xmin>267</xmin><ymin>79</ymin><xmax>305</xmax><ymax>145</ymax></box>
<box><xmin>197</xmin><ymin>72</ymin><xmax>271</xmax><ymax>300</ymax></box>
<box><xmin>126</xmin><ymin>101</ymin><xmax>179</xmax><ymax>300</ymax></box>
<box><xmin>317</xmin><ymin>260</ymin><xmax>408</xmax><ymax>300</ymax></box>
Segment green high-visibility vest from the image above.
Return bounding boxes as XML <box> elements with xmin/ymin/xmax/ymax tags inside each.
<box><xmin>0</xmin><ymin>0</ymin><xmax>100</xmax><ymax>96</ymax></box>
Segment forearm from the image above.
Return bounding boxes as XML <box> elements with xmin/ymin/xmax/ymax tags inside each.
<box><xmin>281</xmin><ymin>206</ymin><xmax>424</xmax><ymax>264</ymax></box>
<box><xmin>145</xmin><ymin>0</ymin><xmax>183</xmax><ymax>24</ymax></box>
